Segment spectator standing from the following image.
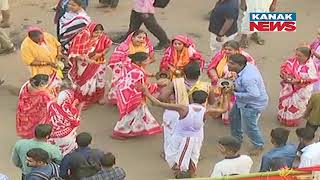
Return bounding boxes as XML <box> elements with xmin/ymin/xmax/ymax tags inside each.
<box><xmin>208</xmin><ymin>0</ymin><xmax>239</xmax><ymax>56</ymax></box>
<box><xmin>59</xmin><ymin>132</ymin><xmax>104</xmax><ymax>179</ymax></box>
<box><xmin>115</xmin><ymin>0</ymin><xmax>170</xmax><ymax>50</ymax></box>
<box><xmin>296</xmin><ymin>127</ymin><xmax>320</xmax><ymax>168</ymax></box>
<box><xmin>260</xmin><ymin>128</ymin><xmax>296</xmax><ymax>172</ymax></box>
<box><xmin>211</xmin><ymin>136</ymin><xmax>253</xmax><ymax>177</ymax></box>
<box><xmin>83</xmin><ymin>152</ymin><xmax>126</xmax><ymax>180</ymax></box>
<box><xmin>227</xmin><ymin>54</ymin><xmax>268</xmax><ymax>156</ymax></box>
<box><xmin>238</xmin><ymin>0</ymin><xmax>278</xmax><ymax>48</ymax></box>
<box><xmin>11</xmin><ymin>124</ymin><xmax>63</xmax><ymax>180</ymax></box>
<box><xmin>25</xmin><ymin>148</ymin><xmax>61</xmax><ymax>179</ymax></box>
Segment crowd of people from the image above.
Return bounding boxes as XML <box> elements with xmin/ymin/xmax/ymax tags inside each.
<box><xmin>0</xmin><ymin>0</ymin><xmax>319</xmax><ymax>179</ymax></box>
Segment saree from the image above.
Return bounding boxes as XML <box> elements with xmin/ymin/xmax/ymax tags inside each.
<box><xmin>20</xmin><ymin>31</ymin><xmax>61</xmax><ymax>77</ymax></box>
<box><xmin>107</xmin><ymin>32</ymin><xmax>154</xmax><ymax>105</ymax></box>
<box><xmin>59</xmin><ymin>9</ymin><xmax>91</xmax><ymax>52</ymax></box>
<box><xmin>311</xmin><ymin>38</ymin><xmax>320</xmax><ymax>92</ymax></box>
<box><xmin>16</xmin><ymin>82</ymin><xmax>52</xmax><ymax>139</ymax></box>
<box><xmin>48</xmin><ymin>90</ymin><xmax>80</xmax><ymax>156</ymax></box>
<box><xmin>68</xmin><ymin>22</ymin><xmax>112</xmax><ymax>107</ymax></box>
<box><xmin>207</xmin><ymin>49</ymin><xmax>255</xmax><ymax>125</ymax></box>
<box><xmin>160</xmin><ymin>35</ymin><xmax>205</xmax><ymax>73</ymax></box>
<box><xmin>278</xmin><ymin>57</ymin><xmax>318</xmax><ymax>126</ymax></box>
<box><xmin>112</xmin><ymin>63</ymin><xmax>162</xmax><ymax>138</ymax></box>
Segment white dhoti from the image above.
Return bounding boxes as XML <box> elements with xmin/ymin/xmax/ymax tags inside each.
<box><xmin>210</xmin><ymin>33</ymin><xmax>238</xmax><ymax>56</ymax></box>
<box><xmin>163</xmin><ymin>109</ymin><xmax>179</xmax><ymax>155</ymax></box>
<box><xmin>0</xmin><ymin>0</ymin><xmax>9</xmax><ymax>11</ymax></box>
<box><xmin>238</xmin><ymin>0</ymin><xmax>273</xmax><ymax>34</ymax></box>
<box><xmin>165</xmin><ymin>135</ymin><xmax>203</xmax><ymax>171</ymax></box>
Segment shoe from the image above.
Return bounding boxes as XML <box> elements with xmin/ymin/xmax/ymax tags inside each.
<box><xmin>154</xmin><ymin>42</ymin><xmax>169</xmax><ymax>51</ymax></box>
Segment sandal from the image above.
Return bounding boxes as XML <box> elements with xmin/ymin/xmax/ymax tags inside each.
<box><xmin>251</xmin><ymin>33</ymin><xmax>265</xmax><ymax>45</ymax></box>
<box><xmin>239</xmin><ymin>36</ymin><xmax>249</xmax><ymax>48</ymax></box>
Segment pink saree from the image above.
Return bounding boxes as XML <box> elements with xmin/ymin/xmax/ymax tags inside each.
<box><xmin>278</xmin><ymin>57</ymin><xmax>318</xmax><ymax>126</ymax></box>
<box><xmin>107</xmin><ymin>32</ymin><xmax>154</xmax><ymax>105</ymax></box>
<box><xmin>112</xmin><ymin>63</ymin><xmax>162</xmax><ymax>138</ymax></box>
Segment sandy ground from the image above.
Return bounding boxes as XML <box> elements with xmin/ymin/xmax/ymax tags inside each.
<box><xmin>0</xmin><ymin>0</ymin><xmax>319</xmax><ymax>179</ymax></box>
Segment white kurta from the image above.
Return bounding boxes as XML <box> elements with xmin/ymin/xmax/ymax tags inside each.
<box><xmin>238</xmin><ymin>0</ymin><xmax>273</xmax><ymax>34</ymax></box>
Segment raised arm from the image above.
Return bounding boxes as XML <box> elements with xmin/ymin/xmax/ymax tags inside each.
<box><xmin>142</xmin><ymin>85</ymin><xmax>188</xmax><ymax>118</ymax></box>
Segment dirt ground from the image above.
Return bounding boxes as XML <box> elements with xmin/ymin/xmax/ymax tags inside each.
<box><xmin>0</xmin><ymin>0</ymin><xmax>319</xmax><ymax>179</ymax></box>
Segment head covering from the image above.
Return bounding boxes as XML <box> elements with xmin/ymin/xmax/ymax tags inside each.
<box><xmin>27</xmin><ymin>26</ymin><xmax>43</xmax><ymax>33</ymax></box>
<box><xmin>172</xmin><ymin>35</ymin><xmax>194</xmax><ymax>48</ymax></box>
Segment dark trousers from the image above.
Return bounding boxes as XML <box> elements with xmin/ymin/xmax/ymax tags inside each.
<box><xmin>22</xmin><ymin>174</ymin><xmax>25</xmax><ymax>180</ymax></box>
<box><xmin>124</xmin><ymin>10</ymin><xmax>169</xmax><ymax>44</ymax></box>
<box><xmin>99</xmin><ymin>0</ymin><xmax>119</xmax><ymax>8</ymax></box>
<box><xmin>306</xmin><ymin>121</ymin><xmax>319</xmax><ymax>132</ymax></box>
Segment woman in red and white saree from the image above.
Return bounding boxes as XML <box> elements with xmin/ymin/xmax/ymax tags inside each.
<box><xmin>207</xmin><ymin>40</ymin><xmax>255</xmax><ymax>125</ymax></box>
<box><xmin>16</xmin><ymin>74</ymin><xmax>54</xmax><ymax>139</ymax></box>
<box><xmin>112</xmin><ymin>52</ymin><xmax>162</xmax><ymax>139</ymax></box>
<box><xmin>278</xmin><ymin>47</ymin><xmax>318</xmax><ymax>126</ymax></box>
<box><xmin>107</xmin><ymin>30</ymin><xmax>154</xmax><ymax>105</ymax></box>
<box><xmin>160</xmin><ymin>35</ymin><xmax>205</xmax><ymax>77</ymax></box>
<box><xmin>48</xmin><ymin>89</ymin><xmax>82</xmax><ymax>155</ymax></box>
<box><xmin>68</xmin><ymin>23</ymin><xmax>112</xmax><ymax>108</ymax></box>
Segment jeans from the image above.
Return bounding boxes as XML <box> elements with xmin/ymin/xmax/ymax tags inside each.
<box><xmin>123</xmin><ymin>10</ymin><xmax>169</xmax><ymax>44</ymax></box>
<box><xmin>230</xmin><ymin>103</ymin><xmax>264</xmax><ymax>148</ymax></box>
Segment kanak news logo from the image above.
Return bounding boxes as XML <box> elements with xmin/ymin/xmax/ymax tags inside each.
<box><xmin>249</xmin><ymin>12</ymin><xmax>296</xmax><ymax>32</ymax></box>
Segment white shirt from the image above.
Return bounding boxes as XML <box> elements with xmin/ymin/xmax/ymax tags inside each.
<box><xmin>299</xmin><ymin>142</ymin><xmax>320</xmax><ymax>168</ymax></box>
<box><xmin>211</xmin><ymin>155</ymin><xmax>253</xmax><ymax>177</ymax></box>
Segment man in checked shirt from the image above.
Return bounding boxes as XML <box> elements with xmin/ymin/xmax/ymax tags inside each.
<box><xmin>83</xmin><ymin>152</ymin><xmax>126</xmax><ymax>180</ymax></box>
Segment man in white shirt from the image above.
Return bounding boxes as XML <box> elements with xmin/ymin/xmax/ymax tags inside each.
<box><xmin>211</xmin><ymin>136</ymin><xmax>253</xmax><ymax>177</ymax></box>
<box><xmin>296</xmin><ymin>127</ymin><xmax>320</xmax><ymax>168</ymax></box>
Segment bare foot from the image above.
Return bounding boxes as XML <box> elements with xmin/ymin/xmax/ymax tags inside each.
<box><xmin>0</xmin><ymin>79</ymin><xmax>4</xmax><ymax>86</ymax></box>
<box><xmin>160</xmin><ymin>152</ymin><xmax>165</xmax><ymax>160</ymax></box>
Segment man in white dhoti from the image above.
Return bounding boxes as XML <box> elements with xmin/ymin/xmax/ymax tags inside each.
<box><xmin>141</xmin><ymin>86</ymin><xmax>228</xmax><ymax>177</ymax></box>
<box><xmin>238</xmin><ymin>0</ymin><xmax>277</xmax><ymax>48</ymax></box>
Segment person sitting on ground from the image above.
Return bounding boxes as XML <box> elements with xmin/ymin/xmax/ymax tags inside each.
<box><xmin>59</xmin><ymin>132</ymin><xmax>104</xmax><ymax>179</ymax></box>
<box><xmin>260</xmin><ymin>128</ymin><xmax>296</xmax><ymax>172</ymax></box>
<box><xmin>296</xmin><ymin>127</ymin><xmax>320</xmax><ymax>168</ymax></box>
<box><xmin>82</xmin><ymin>152</ymin><xmax>126</xmax><ymax>180</ymax></box>
<box><xmin>12</xmin><ymin>124</ymin><xmax>63</xmax><ymax>180</ymax></box>
<box><xmin>25</xmin><ymin>148</ymin><xmax>61</xmax><ymax>179</ymax></box>
<box><xmin>210</xmin><ymin>136</ymin><xmax>253</xmax><ymax>177</ymax></box>
<box><xmin>303</xmin><ymin>92</ymin><xmax>320</xmax><ymax>133</ymax></box>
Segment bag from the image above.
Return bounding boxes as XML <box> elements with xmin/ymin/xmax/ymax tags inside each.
<box><xmin>30</xmin><ymin>163</ymin><xmax>64</xmax><ymax>180</ymax></box>
<box><xmin>153</xmin><ymin>0</ymin><xmax>170</xmax><ymax>8</ymax></box>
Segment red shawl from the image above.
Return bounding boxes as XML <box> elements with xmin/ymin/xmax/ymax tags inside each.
<box><xmin>116</xmin><ymin>63</ymin><xmax>157</xmax><ymax>117</ymax></box>
<box><xmin>16</xmin><ymin>82</ymin><xmax>52</xmax><ymax>139</ymax></box>
<box><xmin>48</xmin><ymin>90</ymin><xmax>80</xmax><ymax>138</ymax></box>
<box><xmin>160</xmin><ymin>35</ymin><xmax>204</xmax><ymax>71</ymax></box>
<box><xmin>108</xmin><ymin>32</ymin><xmax>154</xmax><ymax>71</ymax></box>
<box><xmin>68</xmin><ymin>22</ymin><xmax>112</xmax><ymax>86</ymax></box>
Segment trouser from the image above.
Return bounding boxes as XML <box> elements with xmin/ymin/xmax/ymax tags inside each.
<box><xmin>306</xmin><ymin>121</ymin><xmax>320</xmax><ymax>132</ymax></box>
<box><xmin>230</xmin><ymin>103</ymin><xmax>264</xmax><ymax>148</ymax></box>
<box><xmin>99</xmin><ymin>0</ymin><xmax>119</xmax><ymax>8</ymax></box>
<box><xmin>0</xmin><ymin>0</ymin><xmax>9</xmax><ymax>10</ymax></box>
<box><xmin>21</xmin><ymin>174</ymin><xmax>25</xmax><ymax>180</ymax></box>
<box><xmin>124</xmin><ymin>10</ymin><xmax>169</xmax><ymax>44</ymax></box>
<box><xmin>209</xmin><ymin>32</ymin><xmax>237</xmax><ymax>56</ymax></box>
<box><xmin>82</xmin><ymin>0</ymin><xmax>88</xmax><ymax>9</ymax></box>
<box><xmin>0</xmin><ymin>29</ymin><xmax>13</xmax><ymax>49</ymax></box>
